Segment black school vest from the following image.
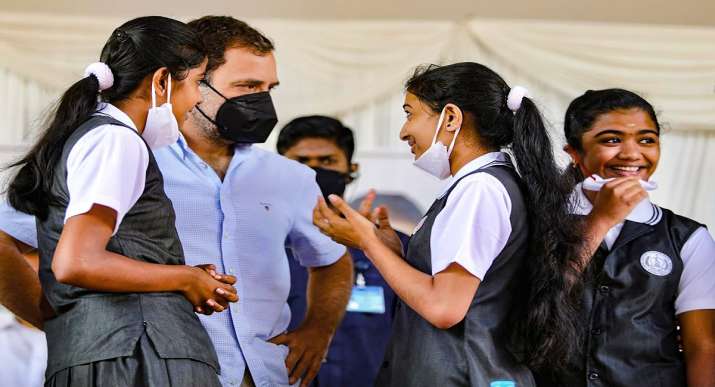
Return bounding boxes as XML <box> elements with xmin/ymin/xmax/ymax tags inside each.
<box><xmin>37</xmin><ymin>115</ymin><xmax>219</xmax><ymax>378</ymax></box>
<box><xmin>551</xmin><ymin>208</ymin><xmax>703</xmax><ymax>387</ymax></box>
<box><xmin>375</xmin><ymin>162</ymin><xmax>535</xmax><ymax>387</ymax></box>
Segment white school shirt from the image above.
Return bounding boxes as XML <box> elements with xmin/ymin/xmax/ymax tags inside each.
<box><xmin>64</xmin><ymin>103</ymin><xmax>149</xmax><ymax>233</ymax></box>
<box><xmin>427</xmin><ymin>152</ymin><xmax>513</xmax><ymax>280</ymax></box>
<box><xmin>571</xmin><ymin>185</ymin><xmax>715</xmax><ymax>315</ymax></box>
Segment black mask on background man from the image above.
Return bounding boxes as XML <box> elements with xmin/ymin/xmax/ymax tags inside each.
<box><xmin>313</xmin><ymin>167</ymin><xmax>352</xmax><ymax>199</ymax></box>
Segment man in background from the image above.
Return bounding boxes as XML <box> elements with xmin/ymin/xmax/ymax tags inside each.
<box><xmin>277</xmin><ymin>115</ymin><xmax>410</xmax><ymax>387</ymax></box>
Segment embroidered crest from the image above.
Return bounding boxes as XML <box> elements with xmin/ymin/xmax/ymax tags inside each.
<box><xmin>640</xmin><ymin>251</ymin><xmax>673</xmax><ymax>276</ymax></box>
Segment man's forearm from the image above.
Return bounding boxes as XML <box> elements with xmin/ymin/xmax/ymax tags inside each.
<box><xmin>303</xmin><ymin>252</ymin><xmax>353</xmax><ymax>333</ymax></box>
<box><xmin>0</xmin><ymin>238</ymin><xmax>44</xmax><ymax>328</ymax></box>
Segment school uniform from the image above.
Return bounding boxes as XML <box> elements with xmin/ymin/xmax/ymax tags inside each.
<box><xmin>375</xmin><ymin>152</ymin><xmax>535</xmax><ymax>387</ymax></box>
<box><xmin>37</xmin><ymin>107</ymin><xmax>221</xmax><ymax>386</ymax></box>
<box><xmin>0</xmin><ymin>103</ymin><xmax>346</xmax><ymax>387</ymax></box>
<box><xmin>547</xmin><ymin>185</ymin><xmax>715</xmax><ymax>387</ymax></box>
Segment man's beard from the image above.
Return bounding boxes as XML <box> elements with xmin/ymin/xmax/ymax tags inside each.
<box><xmin>188</xmin><ymin>107</ymin><xmax>236</xmax><ymax>147</ymax></box>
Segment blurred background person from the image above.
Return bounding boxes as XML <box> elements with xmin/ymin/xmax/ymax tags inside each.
<box><xmin>277</xmin><ymin>115</ymin><xmax>413</xmax><ymax>387</ymax></box>
<box><xmin>0</xmin><ymin>250</ymin><xmax>45</xmax><ymax>387</ymax></box>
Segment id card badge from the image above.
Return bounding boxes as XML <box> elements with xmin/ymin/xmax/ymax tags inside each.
<box><xmin>346</xmin><ymin>285</ymin><xmax>385</xmax><ymax>314</ymax></box>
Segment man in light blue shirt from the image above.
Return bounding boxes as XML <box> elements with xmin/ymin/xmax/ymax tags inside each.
<box><xmin>0</xmin><ymin>16</ymin><xmax>353</xmax><ymax>387</ymax></box>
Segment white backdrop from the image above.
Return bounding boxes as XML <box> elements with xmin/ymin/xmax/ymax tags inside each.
<box><xmin>0</xmin><ymin>13</ymin><xmax>713</xmax><ymax>228</ymax></box>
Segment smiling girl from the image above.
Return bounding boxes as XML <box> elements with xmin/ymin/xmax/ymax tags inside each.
<box><xmin>555</xmin><ymin>89</ymin><xmax>715</xmax><ymax>387</ymax></box>
<box><xmin>313</xmin><ymin>62</ymin><xmax>584</xmax><ymax>386</ymax></box>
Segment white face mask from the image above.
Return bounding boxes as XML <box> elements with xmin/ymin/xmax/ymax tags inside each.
<box><xmin>581</xmin><ymin>174</ymin><xmax>658</xmax><ymax>223</ymax></box>
<box><xmin>142</xmin><ymin>74</ymin><xmax>180</xmax><ymax>150</ymax></box>
<box><xmin>413</xmin><ymin>107</ymin><xmax>462</xmax><ymax>180</ymax></box>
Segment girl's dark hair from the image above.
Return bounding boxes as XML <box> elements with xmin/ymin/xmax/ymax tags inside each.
<box><xmin>406</xmin><ymin>62</ymin><xmax>583</xmax><ymax>372</ymax></box>
<box><xmin>564</xmin><ymin>88</ymin><xmax>660</xmax><ymax>183</ymax></box>
<box><xmin>6</xmin><ymin>16</ymin><xmax>205</xmax><ymax>219</ymax></box>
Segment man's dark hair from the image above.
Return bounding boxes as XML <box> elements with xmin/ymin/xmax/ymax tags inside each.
<box><xmin>277</xmin><ymin>116</ymin><xmax>355</xmax><ymax>162</ymax></box>
<box><xmin>187</xmin><ymin>16</ymin><xmax>274</xmax><ymax>75</ymax></box>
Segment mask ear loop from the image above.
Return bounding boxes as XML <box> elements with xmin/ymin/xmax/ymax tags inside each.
<box><xmin>166</xmin><ymin>73</ymin><xmax>172</xmax><ymax>105</ymax></box>
<box><xmin>446</xmin><ymin>122</ymin><xmax>462</xmax><ymax>157</ymax></box>
<box><xmin>151</xmin><ymin>78</ymin><xmax>157</xmax><ymax>108</ymax></box>
<box><xmin>432</xmin><ymin>107</ymin><xmax>447</xmax><ymax>145</ymax></box>
<box><xmin>200</xmin><ymin>79</ymin><xmax>231</xmax><ymax>101</ymax></box>
<box><xmin>152</xmin><ymin>72</ymin><xmax>172</xmax><ymax>108</ymax></box>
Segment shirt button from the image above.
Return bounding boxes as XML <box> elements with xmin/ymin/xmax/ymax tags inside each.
<box><xmin>588</xmin><ymin>371</ymin><xmax>600</xmax><ymax>380</ymax></box>
<box><xmin>599</xmin><ymin>285</ymin><xmax>610</xmax><ymax>294</ymax></box>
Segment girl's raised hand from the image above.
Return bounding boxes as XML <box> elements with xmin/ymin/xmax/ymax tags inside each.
<box><xmin>589</xmin><ymin>177</ymin><xmax>648</xmax><ymax>228</ymax></box>
<box><xmin>313</xmin><ymin>195</ymin><xmax>379</xmax><ymax>251</ymax></box>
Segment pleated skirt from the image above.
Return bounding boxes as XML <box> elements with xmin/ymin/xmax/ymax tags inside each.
<box><xmin>45</xmin><ymin>333</ymin><xmax>221</xmax><ymax>387</ymax></box>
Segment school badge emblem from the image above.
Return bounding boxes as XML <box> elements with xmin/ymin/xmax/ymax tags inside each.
<box><xmin>640</xmin><ymin>251</ymin><xmax>673</xmax><ymax>276</ymax></box>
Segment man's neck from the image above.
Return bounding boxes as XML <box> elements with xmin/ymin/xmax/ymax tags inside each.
<box><xmin>182</xmin><ymin>119</ymin><xmax>235</xmax><ymax>180</ymax></box>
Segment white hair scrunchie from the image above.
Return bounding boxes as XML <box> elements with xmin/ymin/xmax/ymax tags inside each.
<box><xmin>506</xmin><ymin>85</ymin><xmax>529</xmax><ymax>113</ymax></box>
<box><xmin>83</xmin><ymin>62</ymin><xmax>114</xmax><ymax>91</ymax></box>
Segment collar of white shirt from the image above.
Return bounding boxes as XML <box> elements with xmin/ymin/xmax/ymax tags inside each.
<box><xmin>570</xmin><ymin>182</ymin><xmax>662</xmax><ymax>225</ymax></box>
<box><xmin>94</xmin><ymin>103</ymin><xmax>139</xmax><ymax>131</ymax></box>
<box><xmin>439</xmin><ymin>151</ymin><xmax>510</xmax><ymax>197</ymax></box>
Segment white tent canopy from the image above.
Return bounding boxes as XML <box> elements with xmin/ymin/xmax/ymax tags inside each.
<box><xmin>3</xmin><ymin>0</ymin><xmax>715</xmax><ymax>25</ymax></box>
<box><xmin>0</xmin><ymin>3</ymin><xmax>713</xmax><ymax>228</ymax></box>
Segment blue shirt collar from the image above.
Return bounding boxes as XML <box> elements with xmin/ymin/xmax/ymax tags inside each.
<box><xmin>169</xmin><ymin>132</ymin><xmax>254</xmax><ymax>168</ymax></box>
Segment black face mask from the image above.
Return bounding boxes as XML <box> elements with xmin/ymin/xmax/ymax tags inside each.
<box><xmin>196</xmin><ymin>81</ymin><xmax>278</xmax><ymax>143</ymax></box>
<box><xmin>313</xmin><ymin>167</ymin><xmax>351</xmax><ymax>199</ymax></box>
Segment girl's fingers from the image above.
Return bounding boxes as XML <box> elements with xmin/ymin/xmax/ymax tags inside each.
<box><xmin>375</xmin><ymin>206</ymin><xmax>391</xmax><ymax>229</ymax></box>
<box><xmin>216</xmin><ymin>287</ymin><xmax>239</xmax><ymax>302</ymax></box>
<box><xmin>358</xmin><ymin>189</ymin><xmax>376</xmax><ymax>218</ymax></box>
<box><xmin>206</xmin><ymin>299</ymin><xmax>224</xmax><ymax>312</ymax></box>
<box><xmin>317</xmin><ymin>196</ymin><xmax>336</xmax><ymax>219</ymax></box>
<box><xmin>327</xmin><ymin>194</ymin><xmax>358</xmax><ymax>220</ymax></box>
<box><xmin>621</xmin><ymin>186</ymin><xmax>648</xmax><ymax>205</ymax></box>
<box><xmin>218</xmin><ymin>274</ymin><xmax>237</xmax><ymax>285</ymax></box>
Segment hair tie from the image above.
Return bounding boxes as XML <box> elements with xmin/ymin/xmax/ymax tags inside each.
<box><xmin>114</xmin><ymin>29</ymin><xmax>130</xmax><ymax>43</ymax></box>
<box><xmin>507</xmin><ymin>86</ymin><xmax>529</xmax><ymax>113</ymax></box>
<box><xmin>84</xmin><ymin>62</ymin><xmax>114</xmax><ymax>92</ymax></box>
